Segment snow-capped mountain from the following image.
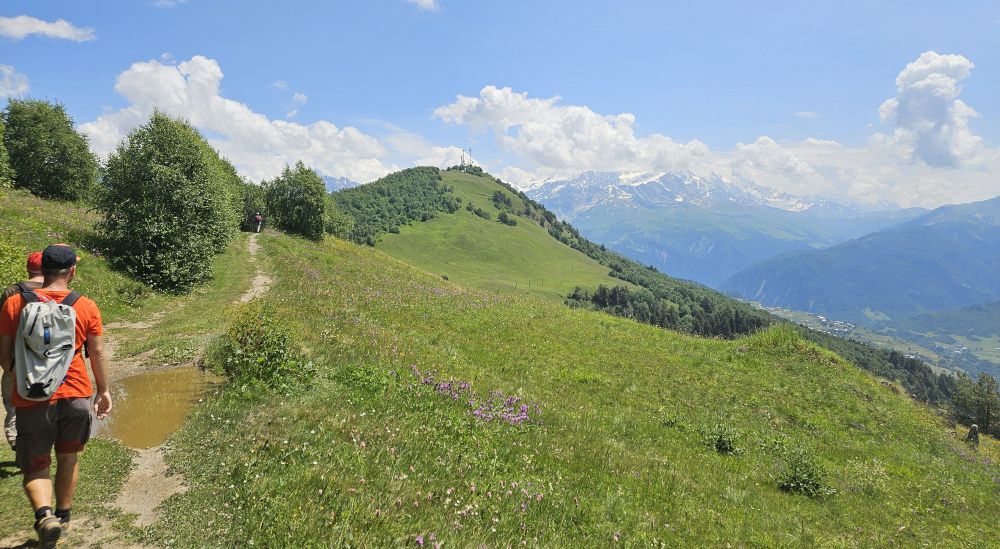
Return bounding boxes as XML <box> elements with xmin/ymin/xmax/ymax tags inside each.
<box><xmin>524</xmin><ymin>170</ymin><xmax>923</xmax><ymax>288</ymax></box>
<box><xmin>323</xmin><ymin>176</ymin><xmax>360</xmax><ymax>192</ymax></box>
<box><xmin>526</xmin><ymin>170</ymin><xmax>839</xmax><ymax>221</ymax></box>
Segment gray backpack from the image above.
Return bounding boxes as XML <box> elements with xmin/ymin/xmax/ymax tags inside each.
<box><xmin>13</xmin><ymin>285</ymin><xmax>81</xmax><ymax>401</ymax></box>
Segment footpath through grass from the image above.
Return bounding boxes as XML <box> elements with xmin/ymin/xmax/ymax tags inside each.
<box><xmin>378</xmin><ymin>171</ymin><xmax>631</xmax><ymax>301</ymax></box>
<box><xmin>149</xmin><ymin>233</ymin><xmax>1000</xmax><ymax>547</ymax></box>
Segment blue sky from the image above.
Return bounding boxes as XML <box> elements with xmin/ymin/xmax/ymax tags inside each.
<box><xmin>2</xmin><ymin>0</ymin><xmax>999</xmax><ymax>207</ymax></box>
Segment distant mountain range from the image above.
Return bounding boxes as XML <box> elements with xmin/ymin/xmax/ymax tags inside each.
<box><xmin>723</xmin><ymin>195</ymin><xmax>1000</xmax><ymax>325</ymax></box>
<box><xmin>323</xmin><ymin>175</ymin><xmax>360</xmax><ymax>192</ymax></box>
<box><xmin>526</xmin><ymin>171</ymin><xmax>924</xmax><ymax>286</ymax></box>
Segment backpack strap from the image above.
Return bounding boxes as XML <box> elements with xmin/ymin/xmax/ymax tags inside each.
<box><xmin>61</xmin><ymin>292</ymin><xmax>82</xmax><ymax>308</ymax></box>
<box><xmin>19</xmin><ymin>283</ymin><xmax>39</xmax><ymax>304</ymax></box>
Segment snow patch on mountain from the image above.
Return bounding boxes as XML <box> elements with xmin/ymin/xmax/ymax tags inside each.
<box><xmin>525</xmin><ymin>170</ymin><xmax>842</xmax><ymax>219</ymax></box>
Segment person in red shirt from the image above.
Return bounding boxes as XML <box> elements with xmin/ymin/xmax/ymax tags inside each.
<box><xmin>0</xmin><ymin>245</ymin><xmax>112</xmax><ymax>548</ymax></box>
<box><xmin>1</xmin><ymin>251</ymin><xmax>44</xmax><ymax>451</ymax></box>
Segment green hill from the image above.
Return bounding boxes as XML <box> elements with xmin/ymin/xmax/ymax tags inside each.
<box><xmin>377</xmin><ymin>170</ymin><xmax>630</xmax><ymax>300</ymax></box>
<box><xmin>334</xmin><ymin>168</ymin><xmax>772</xmax><ymax>339</ymax></box>
<box><xmin>149</xmin><ymin>231</ymin><xmax>1000</xmax><ymax>547</ymax></box>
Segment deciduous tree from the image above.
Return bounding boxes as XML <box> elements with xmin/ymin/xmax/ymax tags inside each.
<box><xmin>3</xmin><ymin>99</ymin><xmax>97</xmax><ymax>200</ymax></box>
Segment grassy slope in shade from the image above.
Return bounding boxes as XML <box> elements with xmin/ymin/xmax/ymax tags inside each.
<box><xmin>150</xmin><ymin>233</ymin><xmax>1000</xmax><ymax>547</ymax></box>
<box><xmin>378</xmin><ymin>171</ymin><xmax>631</xmax><ymax>300</ymax></box>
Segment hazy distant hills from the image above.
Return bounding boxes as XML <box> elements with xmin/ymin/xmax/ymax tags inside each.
<box><xmin>526</xmin><ymin>171</ymin><xmax>923</xmax><ymax>286</ymax></box>
<box><xmin>723</xmin><ymin>195</ymin><xmax>1000</xmax><ymax>325</ymax></box>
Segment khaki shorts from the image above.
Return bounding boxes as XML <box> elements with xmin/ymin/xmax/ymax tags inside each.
<box><xmin>15</xmin><ymin>398</ymin><xmax>92</xmax><ymax>474</ymax></box>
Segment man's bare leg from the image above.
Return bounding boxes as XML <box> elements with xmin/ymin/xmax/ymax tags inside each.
<box><xmin>54</xmin><ymin>453</ymin><xmax>79</xmax><ymax>510</ymax></box>
<box><xmin>23</xmin><ymin>468</ymin><xmax>53</xmax><ymax>511</ymax></box>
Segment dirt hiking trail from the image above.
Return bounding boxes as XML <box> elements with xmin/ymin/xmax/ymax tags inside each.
<box><xmin>0</xmin><ymin>233</ymin><xmax>272</xmax><ymax>548</ymax></box>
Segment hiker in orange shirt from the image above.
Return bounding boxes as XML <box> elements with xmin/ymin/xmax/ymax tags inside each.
<box><xmin>1</xmin><ymin>251</ymin><xmax>44</xmax><ymax>452</ymax></box>
<box><xmin>0</xmin><ymin>245</ymin><xmax>112</xmax><ymax>548</ymax></box>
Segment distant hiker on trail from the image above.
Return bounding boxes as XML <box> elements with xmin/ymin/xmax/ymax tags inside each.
<box><xmin>0</xmin><ymin>244</ymin><xmax>113</xmax><ymax>548</ymax></box>
<box><xmin>965</xmin><ymin>424</ymin><xmax>980</xmax><ymax>449</ymax></box>
<box><xmin>1</xmin><ymin>251</ymin><xmax>44</xmax><ymax>452</ymax></box>
<box><xmin>254</xmin><ymin>212</ymin><xmax>264</xmax><ymax>233</ymax></box>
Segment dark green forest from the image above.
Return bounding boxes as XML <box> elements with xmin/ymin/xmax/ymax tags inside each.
<box><xmin>331</xmin><ymin>166</ymin><xmax>460</xmax><ymax>245</ymax></box>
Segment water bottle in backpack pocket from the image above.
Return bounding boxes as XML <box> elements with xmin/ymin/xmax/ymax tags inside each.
<box><xmin>13</xmin><ymin>289</ymin><xmax>80</xmax><ymax>401</ymax></box>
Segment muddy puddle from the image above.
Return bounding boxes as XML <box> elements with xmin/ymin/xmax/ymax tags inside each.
<box><xmin>95</xmin><ymin>367</ymin><xmax>219</xmax><ymax>449</ymax></box>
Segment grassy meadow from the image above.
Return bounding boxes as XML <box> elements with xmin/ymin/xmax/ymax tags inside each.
<box><xmin>144</xmin><ymin>232</ymin><xmax>1000</xmax><ymax>547</ymax></box>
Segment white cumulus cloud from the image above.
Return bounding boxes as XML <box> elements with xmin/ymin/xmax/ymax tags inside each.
<box><xmin>434</xmin><ymin>85</ymin><xmax>710</xmax><ymax>174</ymax></box>
<box><xmin>0</xmin><ymin>15</ymin><xmax>95</xmax><ymax>41</ymax></box>
<box><xmin>0</xmin><ymin>65</ymin><xmax>30</xmax><ymax>99</ymax></box>
<box><xmin>80</xmin><ymin>55</ymin><xmax>397</xmax><ymax>183</ymax></box>
<box><xmin>435</xmin><ymin>52</ymin><xmax>1000</xmax><ymax>209</ymax></box>
<box><xmin>405</xmin><ymin>0</ymin><xmax>440</xmax><ymax>11</ymax></box>
<box><xmin>877</xmin><ymin>51</ymin><xmax>982</xmax><ymax>168</ymax></box>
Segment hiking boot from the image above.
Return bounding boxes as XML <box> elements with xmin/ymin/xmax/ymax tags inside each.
<box><xmin>34</xmin><ymin>514</ymin><xmax>62</xmax><ymax>549</ymax></box>
<box><xmin>56</xmin><ymin>517</ymin><xmax>70</xmax><ymax>545</ymax></box>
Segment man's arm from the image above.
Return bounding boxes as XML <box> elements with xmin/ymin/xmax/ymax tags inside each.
<box><xmin>87</xmin><ymin>333</ymin><xmax>112</xmax><ymax>419</ymax></box>
<box><xmin>0</xmin><ymin>334</ymin><xmax>12</xmax><ymax>374</ymax></box>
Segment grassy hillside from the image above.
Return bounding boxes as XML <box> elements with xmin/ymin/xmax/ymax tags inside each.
<box><xmin>338</xmin><ymin>168</ymin><xmax>770</xmax><ymax>339</ymax></box>
<box><xmin>146</xmin><ymin>232</ymin><xmax>1000</xmax><ymax>547</ymax></box>
<box><xmin>378</xmin><ymin>171</ymin><xmax>629</xmax><ymax>300</ymax></box>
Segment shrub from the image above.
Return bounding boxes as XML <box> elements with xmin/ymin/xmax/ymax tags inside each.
<box><xmin>777</xmin><ymin>447</ymin><xmax>836</xmax><ymax>498</ymax></box>
<box><xmin>265</xmin><ymin>161</ymin><xmax>326</xmax><ymax>241</ymax></box>
<box><xmin>0</xmin><ymin>118</ymin><xmax>14</xmax><ymax>188</ymax></box>
<box><xmin>323</xmin><ymin>195</ymin><xmax>355</xmax><ymax>239</ymax></box>
<box><xmin>498</xmin><ymin>212</ymin><xmax>517</xmax><ymax>226</ymax></box>
<box><xmin>97</xmin><ymin>112</ymin><xmax>242</xmax><ymax>292</ymax></box>
<box><xmin>0</xmin><ymin>240</ymin><xmax>24</xmax><ymax>288</ymax></box>
<box><xmin>701</xmin><ymin>423</ymin><xmax>741</xmax><ymax>455</ymax></box>
<box><xmin>843</xmin><ymin>458</ymin><xmax>889</xmax><ymax>495</ymax></box>
<box><xmin>3</xmin><ymin>99</ymin><xmax>98</xmax><ymax>200</ymax></box>
<box><xmin>213</xmin><ymin>302</ymin><xmax>315</xmax><ymax>391</ymax></box>
<box><xmin>466</xmin><ymin>202</ymin><xmax>491</xmax><ymax>220</ymax></box>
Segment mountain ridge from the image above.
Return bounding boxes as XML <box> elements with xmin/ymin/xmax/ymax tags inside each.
<box><xmin>525</xmin><ymin>170</ymin><xmax>925</xmax><ymax>286</ymax></box>
<box><xmin>723</xmin><ymin>194</ymin><xmax>1000</xmax><ymax>324</ymax></box>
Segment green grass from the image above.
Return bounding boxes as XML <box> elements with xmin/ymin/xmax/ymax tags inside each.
<box><xmin>0</xmin><ymin>440</ymin><xmax>133</xmax><ymax>538</ymax></box>
<box><xmin>148</xmin><ymin>233</ymin><xmax>1000</xmax><ymax>547</ymax></box>
<box><xmin>378</xmin><ymin>171</ymin><xmax>632</xmax><ymax>301</ymax></box>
